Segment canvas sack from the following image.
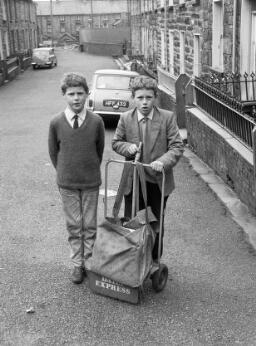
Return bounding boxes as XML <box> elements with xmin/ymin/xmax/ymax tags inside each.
<box><xmin>87</xmin><ymin>163</ymin><xmax>156</xmax><ymax>287</ymax></box>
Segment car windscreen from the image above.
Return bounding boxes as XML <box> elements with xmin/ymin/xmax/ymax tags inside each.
<box><xmin>96</xmin><ymin>75</ymin><xmax>133</xmax><ymax>90</ymax></box>
<box><xmin>33</xmin><ymin>50</ymin><xmax>50</xmax><ymax>58</ymax></box>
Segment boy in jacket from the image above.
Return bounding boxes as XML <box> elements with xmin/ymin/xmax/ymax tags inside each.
<box><xmin>112</xmin><ymin>76</ymin><xmax>183</xmax><ymax>260</ymax></box>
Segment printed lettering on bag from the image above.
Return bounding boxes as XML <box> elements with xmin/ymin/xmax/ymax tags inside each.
<box><xmin>95</xmin><ymin>279</ymin><xmax>131</xmax><ymax>295</ymax></box>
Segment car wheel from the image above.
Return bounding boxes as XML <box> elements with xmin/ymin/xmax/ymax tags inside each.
<box><xmin>32</xmin><ymin>65</ymin><xmax>37</xmax><ymax>70</ymax></box>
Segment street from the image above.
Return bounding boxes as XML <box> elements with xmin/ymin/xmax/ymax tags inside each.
<box><xmin>1</xmin><ymin>47</ymin><xmax>256</xmax><ymax>346</ymax></box>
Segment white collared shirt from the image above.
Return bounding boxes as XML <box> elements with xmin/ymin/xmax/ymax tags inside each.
<box><xmin>137</xmin><ymin>108</ymin><xmax>154</xmax><ymax>123</ymax></box>
<box><xmin>65</xmin><ymin>107</ymin><xmax>87</xmax><ymax>128</ymax></box>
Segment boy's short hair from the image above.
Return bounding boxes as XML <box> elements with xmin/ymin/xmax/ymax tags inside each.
<box><xmin>131</xmin><ymin>75</ymin><xmax>158</xmax><ymax>97</ymax></box>
<box><xmin>60</xmin><ymin>72</ymin><xmax>89</xmax><ymax>94</ymax></box>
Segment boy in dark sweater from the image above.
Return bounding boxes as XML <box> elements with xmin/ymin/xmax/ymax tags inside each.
<box><xmin>48</xmin><ymin>72</ymin><xmax>105</xmax><ymax>284</ymax></box>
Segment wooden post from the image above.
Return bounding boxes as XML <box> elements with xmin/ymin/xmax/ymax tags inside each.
<box><xmin>253</xmin><ymin>126</ymin><xmax>256</xmax><ymax>179</ymax></box>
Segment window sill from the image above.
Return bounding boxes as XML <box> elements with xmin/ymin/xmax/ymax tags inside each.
<box><xmin>191</xmin><ymin>0</ymin><xmax>200</xmax><ymax>6</ymax></box>
<box><xmin>209</xmin><ymin>66</ymin><xmax>224</xmax><ymax>75</ymax></box>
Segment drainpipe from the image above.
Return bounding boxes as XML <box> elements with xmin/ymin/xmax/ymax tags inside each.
<box><xmin>90</xmin><ymin>0</ymin><xmax>93</xmax><ymax>28</ymax></box>
<box><xmin>232</xmin><ymin>0</ymin><xmax>237</xmax><ymax>73</ymax></box>
<box><xmin>164</xmin><ymin>0</ymin><xmax>167</xmax><ymax>68</ymax></box>
<box><xmin>50</xmin><ymin>0</ymin><xmax>53</xmax><ymax>46</ymax></box>
<box><xmin>139</xmin><ymin>0</ymin><xmax>142</xmax><ymax>54</ymax></box>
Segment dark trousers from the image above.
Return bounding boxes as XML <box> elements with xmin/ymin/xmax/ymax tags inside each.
<box><xmin>124</xmin><ymin>181</ymin><xmax>168</xmax><ymax>260</ymax></box>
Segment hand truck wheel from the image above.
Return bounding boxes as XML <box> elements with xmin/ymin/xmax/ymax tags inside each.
<box><xmin>151</xmin><ymin>263</ymin><xmax>168</xmax><ymax>292</ymax></box>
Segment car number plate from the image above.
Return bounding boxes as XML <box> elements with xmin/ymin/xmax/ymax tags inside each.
<box><xmin>103</xmin><ymin>100</ymin><xmax>129</xmax><ymax>108</ymax></box>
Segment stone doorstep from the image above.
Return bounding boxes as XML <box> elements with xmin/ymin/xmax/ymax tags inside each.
<box><xmin>184</xmin><ymin>148</ymin><xmax>256</xmax><ymax>251</ymax></box>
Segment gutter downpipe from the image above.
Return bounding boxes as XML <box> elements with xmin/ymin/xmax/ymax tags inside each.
<box><xmin>50</xmin><ymin>0</ymin><xmax>53</xmax><ymax>47</ymax></box>
<box><xmin>164</xmin><ymin>0</ymin><xmax>168</xmax><ymax>68</ymax></box>
<box><xmin>232</xmin><ymin>0</ymin><xmax>238</xmax><ymax>73</ymax></box>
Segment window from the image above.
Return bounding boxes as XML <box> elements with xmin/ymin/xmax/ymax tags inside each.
<box><xmin>180</xmin><ymin>31</ymin><xmax>185</xmax><ymax>74</ymax></box>
<box><xmin>142</xmin><ymin>27</ymin><xmax>149</xmax><ymax>59</ymax></box>
<box><xmin>212</xmin><ymin>0</ymin><xmax>224</xmax><ymax>71</ymax></box>
<box><xmin>1</xmin><ymin>0</ymin><xmax>7</xmax><ymax>20</ymax></box>
<box><xmin>60</xmin><ymin>22</ymin><xmax>65</xmax><ymax>33</ymax></box>
<box><xmin>102</xmin><ymin>17</ymin><xmax>108</xmax><ymax>28</ymax></box>
<box><xmin>5</xmin><ymin>31</ymin><xmax>10</xmax><ymax>56</ymax></box>
<box><xmin>47</xmin><ymin>22</ymin><xmax>52</xmax><ymax>33</ymax></box>
<box><xmin>168</xmin><ymin>30</ymin><xmax>174</xmax><ymax>74</ymax></box>
<box><xmin>0</xmin><ymin>31</ymin><xmax>3</xmax><ymax>59</ymax></box>
<box><xmin>160</xmin><ymin>0</ymin><xmax>165</xmax><ymax>7</ymax></box>
<box><xmin>160</xmin><ymin>29</ymin><xmax>166</xmax><ymax>67</ymax></box>
<box><xmin>251</xmin><ymin>12</ymin><xmax>256</xmax><ymax>72</ymax></box>
<box><xmin>96</xmin><ymin>75</ymin><xmax>133</xmax><ymax>90</ymax></box>
<box><xmin>193</xmin><ymin>33</ymin><xmax>201</xmax><ymax>76</ymax></box>
<box><xmin>168</xmin><ymin>0</ymin><xmax>174</xmax><ymax>6</ymax></box>
<box><xmin>179</xmin><ymin>0</ymin><xmax>185</xmax><ymax>4</ymax></box>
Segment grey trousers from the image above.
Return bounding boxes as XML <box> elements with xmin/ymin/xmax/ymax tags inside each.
<box><xmin>59</xmin><ymin>187</ymin><xmax>99</xmax><ymax>268</ymax></box>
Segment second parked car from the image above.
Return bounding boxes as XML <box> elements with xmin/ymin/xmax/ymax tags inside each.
<box><xmin>31</xmin><ymin>47</ymin><xmax>57</xmax><ymax>69</ymax></box>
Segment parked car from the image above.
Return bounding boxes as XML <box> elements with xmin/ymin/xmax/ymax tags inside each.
<box><xmin>31</xmin><ymin>47</ymin><xmax>57</xmax><ymax>69</ymax></box>
<box><xmin>87</xmin><ymin>69</ymin><xmax>139</xmax><ymax>121</ymax></box>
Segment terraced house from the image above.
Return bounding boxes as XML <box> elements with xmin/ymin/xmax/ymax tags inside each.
<box><xmin>35</xmin><ymin>0</ymin><xmax>129</xmax><ymax>47</ymax></box>
<box><xmin>130</xmin><ymin>0</ymin><xmax>256</xmax><ymax>216</ymax></box>
<box><xmin>0</xmin><ymin>0</ymin><xmax>37</xmax><ymax>85</ymax></box>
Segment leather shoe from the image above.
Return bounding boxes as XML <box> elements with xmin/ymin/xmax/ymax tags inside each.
<box><xmin>71</xmin><ymin>266</ymin><xmax>86</xmax><ymax>284</ymax></box>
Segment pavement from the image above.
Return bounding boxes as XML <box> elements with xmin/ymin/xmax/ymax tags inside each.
<box><xmin>180</xmin><ymin>131</ymin><xmax>256</xmax><ymax>253</ymax></box>
<box><xmin>2</xmin><ymin>48</ymin><xmax>256</xmax><ymax>345</ymax></box>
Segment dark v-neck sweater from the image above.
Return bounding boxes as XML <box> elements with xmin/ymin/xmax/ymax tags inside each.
<box><xmin>48</xmin><ymin>111</ymin><xmax>105</xmax><ymax>190</ymax></box>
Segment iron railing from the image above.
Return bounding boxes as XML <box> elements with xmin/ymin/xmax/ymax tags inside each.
<box><xmin>206</xmin><ymin>72</ymin><xmax>256</xmax><ymax>100</ymax></box>
<box><xmin>199</xmin><ymin>72</ymin><xmax>256</xmax><ymax>118</ymax></box>
<box><xmin>194</xmin><ymin>76</ymin><xmax>256</xmax><ymax>149</ymax></box>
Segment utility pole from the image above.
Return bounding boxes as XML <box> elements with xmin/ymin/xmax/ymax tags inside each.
<box><xmin>90</xmin><ymin>0</ymin><xmax>93</xmax><ymax>28</ymax></box>
<box><xmin>50</xmin><ymin>0</ymin><xmax>53</xmax><ymax>46</ymax></box>
<box><xmin>127</xmin><ymin>0</ymin><xmax>132</xmax><ymax>56</ymax></box>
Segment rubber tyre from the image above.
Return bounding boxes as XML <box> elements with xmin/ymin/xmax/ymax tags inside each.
<box><xmin>151</xmin><ymin>263</ymin><xmax>168</xmax><ymax>292</ymax></box>
<box><xmin>32</xmin><ymin>65</ymin><xmax>36</xmax><ymax>70</ymax></box>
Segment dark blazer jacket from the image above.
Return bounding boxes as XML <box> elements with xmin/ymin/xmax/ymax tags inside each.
<box><xmin>112</xmin><ymin>106</ymin><xmax>184</xmax><ymax>196</ymax></box>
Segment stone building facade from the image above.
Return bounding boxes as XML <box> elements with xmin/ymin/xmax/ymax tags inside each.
<box><xmin>0</xmin><ymin>0</ymin><xmax>37</xmax><ymax>85</ymax></box>
<box><xmin>130</xmin><ymin>0</ymin><xmax>256</xmax><ymax>216</ymax></box>
<box><xmin>36</xmin><ymin>0</ymin><xmax>129</xmax><ymax>46</ymax></box>
<box><xmin>0</xmin><ymin>0</ymin><xmax>37</xmax><ymax>59</ymax></box>
<box><xmin>130</xmin><ymin>0</ymin><xmax>255</xmax><ymax>95</ymax></box>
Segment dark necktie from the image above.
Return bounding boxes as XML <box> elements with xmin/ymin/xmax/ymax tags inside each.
<box><xmin>73</xmin><ymin>114</ymin><xmax>79</xmax><ymax>129</ymax></box>
<box><xmin>142</xmin><ymin>116</ymin><xmax>150</xmax><ymax>163</ymax></box>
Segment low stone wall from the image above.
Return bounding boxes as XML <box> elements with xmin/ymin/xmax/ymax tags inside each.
<box><xmin>0</xmin><ymin>53</ymin><xmax>32</xmax><ymax>87</ymax></box>
<box><xmin>0</xmin><ymin>73</ymin><xmax>4</xmax><ymax>86</ymax></box>
<box><xmin>21</xmin><ymin>57</ymin><xmax>31</xmax><ymax>70</ymax></box>
<box><xmin>186</xmin><ymin>107</ymin><xmax>256</xmax><ymax>216</ymax></box>
<box><xmin>158</xmin><ymin>88</ymin><xmax>176</xmax><ymax>112</ymax></box>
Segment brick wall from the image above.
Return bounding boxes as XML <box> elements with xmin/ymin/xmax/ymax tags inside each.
<box><xmin>186</xmin><ymin>107</ymin><xmax>256</xmax><ymax>216</ymax></box>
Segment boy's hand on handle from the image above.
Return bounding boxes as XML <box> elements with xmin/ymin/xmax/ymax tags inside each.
<box><xmin>128</xmin><ymin>144</ymin><xmax>139</xmax><ymax>155</ymax></box>
<box><xmin>150</xmin><ymin>160</ymin><xmax>164</xmax><ymax>172</ymax></box>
